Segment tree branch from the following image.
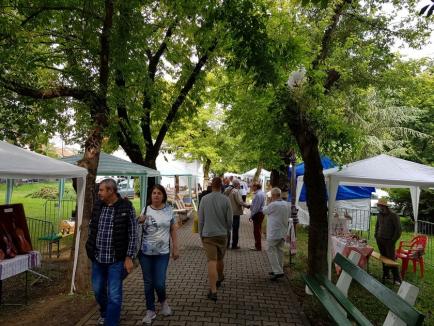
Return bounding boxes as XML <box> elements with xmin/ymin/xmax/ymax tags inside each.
<box><xmin>0</xmin><ymin>77</ymin><xmax>94</xmax><ymax>101</ymax></box>
<box><xmin>140</xmin><ymin>23</ymin><xmax>177</xmax><ymax>152</ymax></box>
<box><xmin>98</xmin><ymin>0</ymin><xmax>113</xmax><ymax>97</ymax></box>
<box><xmin>19</xmin><ymin>5</ymin><xmax>102</xmax><ymax>26</ymax></box>
<box><xmin>312</xmin><ymin>0</ymin><xmax>352</xmax><ymax>71</ymax></box>
<box><xmin>153</xmin><ymin>40</ymin><xmax>217</xmax><ymax>153</ymax></box>
<box><xmin>148</xmin><ymin>22</ymin><xmax>176</xmax><ymax>81</ymax></box>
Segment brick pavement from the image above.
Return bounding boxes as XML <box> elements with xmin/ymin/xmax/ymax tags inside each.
<box><xmin>77</xmin><ymin>215</ymin><xmax>307</xmax><ymax>326</ymax></box>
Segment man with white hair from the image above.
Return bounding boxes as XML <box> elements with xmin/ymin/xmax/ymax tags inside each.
<box><xmin>224</xmin><ymin>178</ymin><xmax>250</xmax><ymax>249</ymax></box>
<box><xmin>263</xmin><ymin>187</ymin><xmax>289</xmax><ymax>281</ymax></box>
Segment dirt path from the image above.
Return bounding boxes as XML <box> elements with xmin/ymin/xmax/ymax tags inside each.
<box><xmin>0</xmin><ymin>255</ymin><xmax>95</xmax><ymax>326</ymax></box>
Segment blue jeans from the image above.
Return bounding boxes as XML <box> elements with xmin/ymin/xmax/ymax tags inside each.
<box><xmin>92</xmin><ymin>260</ymin><xmax>125</xmax><ymax>326</ymax></box>
<box><xmin>138</xmin><ymin>252</ymin><xmax>170</xmax><ymax>311</ymax></box>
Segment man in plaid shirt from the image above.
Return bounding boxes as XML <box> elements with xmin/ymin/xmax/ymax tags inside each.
<box><xmin>86</xmin><ymin>178</ymin><xmax>137</xmax><ymax>326</ymax></box>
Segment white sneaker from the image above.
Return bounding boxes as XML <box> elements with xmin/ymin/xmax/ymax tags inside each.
<box><xmin>97</xmin><ymin>317</ymin><xmax>105</xmax><ymax>325</ymax></box>
<box><xmin>160</xmin><ymin>301</ymin><xmax>172</xmax><ymax>316</ymax></box>
<box><xmin>142</xmin><ymin>310</ymin><xmax>156</xmax><ymax>324</ymax></box>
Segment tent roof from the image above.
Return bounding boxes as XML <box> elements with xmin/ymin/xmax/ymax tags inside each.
<box><xmin>61</xmin><ymin>152</ymin><xmax>160</xmax><ymax>177</ymax></box>
<box><xmin>290</xmin><ymin>156</ymin><xmax>335</xmax><ymax>178</ymax></box>
<box><xmin>157</xmin><ymin>161</ymin><xmax>197</xmax><ymax>176</ymax></box>
<box><xmin>0</xmin><ymin>141</ymin><xmax>87</xmax><ymax>179</ymax></box>
<box><xmin>328</xmin><ymin>154</ymin><xmax>434</xmax><ymax>188</ymax></box>
<box><xmin>241</xmin><ymin>168</ymin><xmax>271</xmax><ymax>178</ymax></box>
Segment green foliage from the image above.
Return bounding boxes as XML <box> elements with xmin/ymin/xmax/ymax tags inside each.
<box><xmin>389</xmin><ymin>188</ymin><xmax>434</xmax><ymax>222</ymax></box>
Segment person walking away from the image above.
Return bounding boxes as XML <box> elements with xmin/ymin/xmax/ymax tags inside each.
<box><xmin>199</xmin><ymin>177</ymin><xmax>233</xmax><ymax>302</ymax></box>
<box><xmin>86</xmin><ymin>178</ymin><xmax>137</xmax><ymax>326</ymax></box>
<box><xmin>263</xmin><ymin>188</ymin><xmax>289</xmax><ymax>281</ymax></box>
<box><xmin>239</xmin><ymin>179</ymin><xmax>249</xmax><ymax>202</ymax></box>
<box><xmin>224</xmin><ymin>179</ymin><xmax>250</xmax><ymax>249</ymax></box>
<box><xmin>198</xmin><ymin>185</ymin><xmax>212</xmax><ymax>207</ymax></box>
<box><xmin>375</xmin><ymin>197</ymin><xmax>402</xmax><ymax>285</ymax></box>
<box><xmin>137</xmin><ymin>185</ymin><xmax>180</xmax><ymax>324</ymax></box>
<box><xmin>249</xmin><ymin>182</ymin><xmax>265</xmax><ymax>251</ymax></box>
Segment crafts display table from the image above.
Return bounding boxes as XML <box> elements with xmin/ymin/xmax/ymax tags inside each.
<box><xmin>0</xmin><ymin>251</ymin><xmax>42</xmax><ymax>305</ymax></box>
<box><xmin>331</xmin><ymin>235</ymin><xmax>373</xmax><ymax>273</ymax></box>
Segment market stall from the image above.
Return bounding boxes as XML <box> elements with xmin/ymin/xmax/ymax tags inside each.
<box><xmin>295</xmin><ymin>154</ymin><xmax>434</xmax><ymax>279</ymax></box>
<box><xmin>0</xmin><ymin>141</ymin><xmax>87</xmax><ymax>299</ymax></box>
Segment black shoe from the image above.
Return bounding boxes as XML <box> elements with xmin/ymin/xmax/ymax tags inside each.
<box><xmin>207</xmin><ymin>291</ymin><xmax>217</xmax><ymax>302</ymax></box>
<box><xmin>216</xmin><ymin>276</ymin><xmax>225</xmax><ymax>288</ymax></box>
<box><xmin>232</xmin><ymin>246</ymin><xmax>240</xmax><ymax>250</ymax></box>
<box><xmin>270</xmin><ymin>273</ymin><xmax>284</xmax><ymax>281</ymax></box>
<box><xmin>269</xmin><ymin>272</ymin><xmax>275</xmax><ymax>276</ymax></box>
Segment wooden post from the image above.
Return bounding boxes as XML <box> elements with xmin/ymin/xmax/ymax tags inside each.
<box><xmin>383</xmin><ymin>282</ymin><xmax>419</xmax><ymax>326</ymax></box>
<box><xmin>175</xmin><ymin>175</ymin><xmax>180</xmax><ymax>196</ymax></box>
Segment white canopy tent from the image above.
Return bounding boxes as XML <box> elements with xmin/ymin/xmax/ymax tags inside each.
<box><xmin>241</xmin><ymin>168</ymin><xmax>271</xmax><ymax>191</ymax></box>
<box><xmin>0</xmin><ymin>141</ymin><xmax>88</xmax><ymax>293</ymax></box>
<box><xmin>296</xmin><ymin>154</ymin><xmax>434</xmax><ymax>279</ymax></box>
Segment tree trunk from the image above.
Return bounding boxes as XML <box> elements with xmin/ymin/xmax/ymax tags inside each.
<box><xmin>270</xmin><ymin>166</ymin><xmax>290</xmax><ymax>201</ymax></box>
<box><xmin>203</xmin><ymin>158</ymin><xmax>211</xmax><ymax>187</ymax></box>
<box><xmin>75</xmin><ymin>128</ymin><xmax>105</xmax><ymax>293</ymax></box>
<box><xmin>299</xmin><ymin>137</ymin><xmax>328</xmax><ymax>276</ymax></box>
<box><xmin>253</xmin><ymin>162</ymin><xmax>262</xmax><ymax>183</ymax></box>
<box><xmin>285</xmin><ymin>99</ymin><xmax>328</xmax><ymax>276</ymax></box>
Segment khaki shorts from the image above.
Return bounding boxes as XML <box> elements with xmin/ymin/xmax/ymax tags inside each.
<box><xmin>202</xmin><ymin>236</ymin><xmax>228</xmax><ymax>261</ymax></box>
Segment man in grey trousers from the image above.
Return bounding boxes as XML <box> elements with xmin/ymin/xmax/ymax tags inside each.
<box><xmin>263</xmin><ymin>187</ymin><xmax>289</xmax><ymax>281</ymax></box>
<box><xmin>199</xmin><ymin>177</ymin><xmax>233</xmax><ymax>301</ymax></box>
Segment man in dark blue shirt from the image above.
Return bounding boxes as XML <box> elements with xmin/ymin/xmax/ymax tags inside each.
<box><xmin>86</xmin><ymin>178</ymin><xmax>137</xmax><ymax>326</ymax></box>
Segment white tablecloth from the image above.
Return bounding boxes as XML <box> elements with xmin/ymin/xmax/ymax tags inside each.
<box><xmin>0</xmin><ymin>251</ymin><xmax>41</xmax><ymax>280</ymax></box>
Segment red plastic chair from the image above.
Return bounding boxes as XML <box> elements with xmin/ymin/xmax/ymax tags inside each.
<box><xmin>396</xmin><ymin>235</ymin><xmax>428</xmax><ymax>279</ymax></box>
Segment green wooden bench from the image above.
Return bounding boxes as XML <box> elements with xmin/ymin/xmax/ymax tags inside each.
<box><xmin>38</xmin><ymin>221</ymin><xmax>73</xmax><ymax>258</ymax></box>
<box><xmin>303</xmin><ymin>252</ymin><xmax>425</xmax><ymax>326</ymax></box>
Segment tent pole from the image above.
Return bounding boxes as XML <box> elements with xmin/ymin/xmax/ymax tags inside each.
<box><xmin>57</xmin><ymin>178</ymin><xmax>65</xmax><ymax>222</ymax></box>
<box><xmin>70</xmin><ymin>176</ymin><xmax>87</xmax><ymax>294</ymax></box>
<box><xmin>5</xmin><ymin>179</ymin><xmax>13</xmax><ymax>204</ymax></box>
<box><xmin>327</xmin><ymin>178</ymin><xmax>339</xmax><ymax>280</ymax></box>
<box><xmin>188</xmin><ymin>175</ymin><xmax>192</xmax><ymax>201</ymax></box>
<box><xmin>140</xmin><ymin>176</ymin><xmax>147</xmax><ymax>211</ymax></box>
<box><xmin>410</xmin><ymin>186</ymin><xmax>421</xmax><ymax>234</ymax></box>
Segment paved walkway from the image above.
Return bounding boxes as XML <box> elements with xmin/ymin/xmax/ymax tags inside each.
<box><xmin>78</xmin><ymin>216</ymin><xmax>307</xmax><ymax>326</ymax></box>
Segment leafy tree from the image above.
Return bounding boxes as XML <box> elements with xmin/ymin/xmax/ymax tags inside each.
<box><xmin>0</xmin><ymin>0</ymin><xmax>279</xmax><ymax>291</ymax></box>
<box><xmin>0</xmin><ymin>0</ymin><xmax>117</xmax><ymax>292</ymax></box>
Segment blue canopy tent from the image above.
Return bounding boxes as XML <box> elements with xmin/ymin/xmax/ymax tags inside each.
<box><xmin>289</xmin><ymin>156</ymin><xmax>374</xmax><ymax>202</ymax></box>
<box><xmin>289</xmin><ymin>156</ymin><xmax>375</xmax><ymax>230</ymax></box>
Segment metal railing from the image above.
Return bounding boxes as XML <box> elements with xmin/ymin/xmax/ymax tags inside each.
<box><xmin>44</xmin><ymin>199</ymin><xmax>76</xmax><ymax>227</ymax></box>
<box><xmin>27</xmin><ymin>217</ymin><xmax>56</xmax><ymax>255</ymax></box>
<box><xmin>26</xmin><ymin>199</ymin><xmax>76</xmax><ymax>257</ymax></box>
<box><xmin>336</xmin><ymin>208</ymin><xmax>371</xmax><ymax>239</ymax></box>
<box><xmin>416</xmin><ymin>219</ymin><xmax>433</xmax><ymax>267</ymax></box>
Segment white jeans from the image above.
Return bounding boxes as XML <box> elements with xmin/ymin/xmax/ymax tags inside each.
<box><xmin>267</xmin><ymin>238</ymin><xmax>285</xmax><ymax>274</ymax></box>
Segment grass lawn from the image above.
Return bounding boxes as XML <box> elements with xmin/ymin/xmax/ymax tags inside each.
<box><xmin>288</xmin><ymin>219</ymin><xmax>434</xmax><ymax>325</ymax></box>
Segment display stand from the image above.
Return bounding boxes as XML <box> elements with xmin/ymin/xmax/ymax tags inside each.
<box><xmin>0</xmin><ymin>204</ymin><xmax>43</xmax><ymax>305</ymax></box>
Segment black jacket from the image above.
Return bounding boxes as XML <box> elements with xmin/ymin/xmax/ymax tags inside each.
<box><xmin>86</xmin><ymin>197</ymin><xmax>134</xmax><ymax>262</ymax></box>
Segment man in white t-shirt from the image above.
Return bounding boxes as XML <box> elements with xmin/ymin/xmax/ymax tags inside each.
<box><xmin>263</xmin><ymin>187</ymin><xmax>289</xmax><ymax>281</ymax></box>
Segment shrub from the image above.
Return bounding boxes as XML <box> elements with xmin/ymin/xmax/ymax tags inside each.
<box><xmin>27</xmin><ymin>186</ymin><xmax>58</xmax><ymax>200</ymax></box>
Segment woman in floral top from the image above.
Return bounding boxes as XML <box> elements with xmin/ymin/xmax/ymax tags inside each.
<box><xmin>138</xmin><ymin>185</ymin><xmax>179</xmax><ymax>324</ymax></box>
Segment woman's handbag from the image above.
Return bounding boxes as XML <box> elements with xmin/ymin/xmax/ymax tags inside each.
<box><xmin>136</xmin><ymin>205</ymin><xmax>148</xmax><ymax>257</ymax></box>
